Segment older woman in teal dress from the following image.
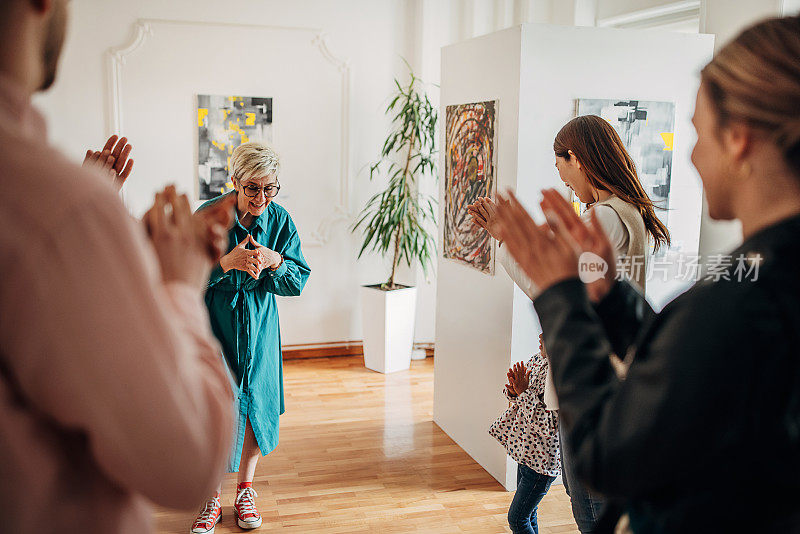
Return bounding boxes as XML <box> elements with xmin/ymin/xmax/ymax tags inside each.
<box><xmin>191</xmin><ymin>142</ymin><xmax>310</xmax><ymax>533</ymax></box>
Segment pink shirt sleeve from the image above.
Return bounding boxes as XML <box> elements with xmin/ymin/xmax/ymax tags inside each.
<box><xmin>2</xmin><ymin>185</ymin><xmax>233</xmax><ymax>510</ymax></box>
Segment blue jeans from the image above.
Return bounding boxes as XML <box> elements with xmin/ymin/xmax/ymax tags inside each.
<box><xmin>559</xmin><ymin>423</ymin><xmax>605</xmax><ymax>533</ymax></box>
<box><xmin>508</xmin><ymin>464</ymin><xmax>556</xmax><ymax>534</ymax></box>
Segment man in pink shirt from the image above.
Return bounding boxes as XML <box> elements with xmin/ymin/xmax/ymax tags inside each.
<box><xmin>0</xmin><ymin>1</ymin><xmax>236</xmax><ymax>532</ymax></box>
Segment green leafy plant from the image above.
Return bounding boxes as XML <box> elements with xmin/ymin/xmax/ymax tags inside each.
<box><xmin>353</xmin><ymin>63</ymin><xmax>438</xmax><ymax>290</ymax></box>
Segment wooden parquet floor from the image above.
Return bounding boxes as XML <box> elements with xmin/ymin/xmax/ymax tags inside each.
<box><xmin>154</xmin><ymin>356</ymin><xmax>579</xmax><ymax>533</ymax></box>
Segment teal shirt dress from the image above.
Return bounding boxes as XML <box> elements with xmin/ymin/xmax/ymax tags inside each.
<box><xmin>198</xmin><ymin>193</ymin><xmax>310</xmax><ymax>472</ymax></box>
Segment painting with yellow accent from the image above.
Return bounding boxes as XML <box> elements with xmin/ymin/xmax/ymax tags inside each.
<box><xmin>197</xmin><ymin>94</ymin><xmax>273</xmax><ymax>200</ymax></box>
<box><xmin>574</xmin><ymin>99</ymin><xmax>678</xmax><ymax>256</ymax></box>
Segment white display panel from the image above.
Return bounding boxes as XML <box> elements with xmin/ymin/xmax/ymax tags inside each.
<box><xmin>435</xmin><ymin>23</ymin><xmax>714</xmax><ymax>490</ymax></box>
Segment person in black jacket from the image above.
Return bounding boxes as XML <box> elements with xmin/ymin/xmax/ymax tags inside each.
<box><xmin>492</xmin><ymin>15</ymin><xmax>800</xmax><ymax>533</ymax></box>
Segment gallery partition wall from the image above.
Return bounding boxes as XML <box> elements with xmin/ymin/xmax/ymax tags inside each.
<box><xmin>434</xmin><ymin>23</ymin><xmax>714</xmax><ymax>490</ymax></box>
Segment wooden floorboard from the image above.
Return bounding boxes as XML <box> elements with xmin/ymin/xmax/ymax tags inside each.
<box><xmin>154</xmin><ymin>356</ymin><xmax>579</xmax><ymax>533</ymax></box>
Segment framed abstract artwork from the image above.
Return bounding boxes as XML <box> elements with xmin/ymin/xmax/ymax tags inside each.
<box><xmin>575</xmin><ymin>99</ymin><xmax>677</xmax><ymax>256</ymax></box>
<box><xmin>443</xmin><ymin>100</ymin><xmax>498</xmax><ymax>274</ymax></box>
<box><xmin>197</xmin><ymin>94</ymin><xmax>273</xmax><ymax>200</ymax></box>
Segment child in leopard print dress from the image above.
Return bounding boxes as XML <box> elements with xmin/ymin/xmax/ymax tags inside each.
<box><xmin>489</xmin><ymin>334</ymin><xmax>560</xmax><ymax>534</ymax></box>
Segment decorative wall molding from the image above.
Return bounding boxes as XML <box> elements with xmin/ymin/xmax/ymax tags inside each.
<box><xmin>597</xmin><ymin>1</ymin><xmax>701</xmax><ymax>29</ymax></box>
<box><xmin>310</xmin><ymin>32</ymin><xmax>352</xmax><ymax>245</ymax></box>
<box><xmin>106</xmin><ymin>18</ymin><xmax>352</xmax><ymax>246</ymax></box>
<box><xmin>107</xmin><ymin>20</ymin><xmax>153</xmax><ymax>134</ymax></box>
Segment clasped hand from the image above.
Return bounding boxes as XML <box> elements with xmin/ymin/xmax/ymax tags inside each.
<box><xmin>220</xmin><ymin>234</ymin><xmax>282</xmax><ymax>280</ymax></box>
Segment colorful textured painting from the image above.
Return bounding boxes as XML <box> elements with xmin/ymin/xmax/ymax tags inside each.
<box><xmin>197</xmin><ymin>95</ymin><xmax>273</xmax><ymax>200</ymax></box>
<box><xmin>575</xmin><ymin>99</ymin><xmax>676</xmax><ymax>255</ymax></box>
<box><xmin>444</xmin><ymin>100</ymin><xmax>498</xmax><ymax>274</ymax></box>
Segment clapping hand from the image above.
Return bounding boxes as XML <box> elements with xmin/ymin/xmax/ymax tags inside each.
<box><xmin>82</xmin><ymin>135</ymin><xmax>134</xmax><ymax>190</ymax></box>
<box><xmin>194</xmin><ymin>194</ymin><xmax>235</xmax><ymax>263</ymax></box>
<box><xmin>144</xmin><ymin>186</ymin><xmax>217</xmax><ymax>289</ymax></box>
<box><xmin>539</xmin><ymin>189</ymin><xmax>617</xmax><ymax>302</ymax></box>
<box><xmin>493</xmin><ymin>188</ymin><xmax>616</xmax><ymax>302</ymax></box>
<box><xmin>467</xmin><ymin>196</ymin><xmax>502</xmax><ymax>240</ymax></box>
<box><xmin>506</xmin><ymin>362</ymin><xmax>532</xmax><ymax>397</ymax></box>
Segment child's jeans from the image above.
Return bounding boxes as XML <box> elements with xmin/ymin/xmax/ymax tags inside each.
<box><xmin>508</xmin><ymin>464</ymin><xmax>556</xmax><ymax>534</ymax></box>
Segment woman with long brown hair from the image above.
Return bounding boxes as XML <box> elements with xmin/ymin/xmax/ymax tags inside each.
<box><xmin>493</xmin><ymin>14</ymin><xmax>800</xmax><ymax>532</ymax></box>
<box><xmin>552</xmin><ymin>114</ymin><xmax>670</xmax><ymax>291</ymax></box>
<box><xmin>471</xmin><ymin>113</ymin><xmax>670</xmax><ymax>296</ymax></box>
<box><xmin>470</xmin><ymin>113</ymin><xmax>670</xmax><ymax>533</ymax></box>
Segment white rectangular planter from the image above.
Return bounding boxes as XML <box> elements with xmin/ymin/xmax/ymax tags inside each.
<box><xmin>360</xmin><ymin>285</ymin><xmax>417</xmax><ymax>374</ymax></box>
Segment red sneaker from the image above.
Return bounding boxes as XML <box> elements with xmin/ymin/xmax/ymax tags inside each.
<box><xmin>190</xmin><ymin>494</ymin><xmax>222</xmax><ymax>534</ymax></box>
<box><xmin>234</xmin><ymin>483</ymin><xmax>263</xmax><ymax>529</ymax></box>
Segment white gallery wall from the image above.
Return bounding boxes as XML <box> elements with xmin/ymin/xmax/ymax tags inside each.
<box><xmin>34</xmin><ymin>0</ymin><xmax>556</xmax><ymax>349</ymax></box>
<box><xmin>33</xmin><ymin>0</ymin><xmax>784</xmax><ymax>351</ymax></box>
<box><xmin>435</xmin><ymin>23</ymin><xmax>714</xmax><ymax>488</ymax></box>
<box><xmin>35</xmin><ymin>0</ymin><xmax>431</xmax><ymax>347</ymax></box>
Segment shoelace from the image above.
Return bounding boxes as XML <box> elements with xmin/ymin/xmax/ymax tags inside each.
<box><xmin>235</xmin><ymin>487</ymin><xmax>259</xmax><ymax>517</ymax></box>
<box><xmin>193</xmin><ymin>497</ymin><xmax>221</xmax><ymax>527</ymax></box>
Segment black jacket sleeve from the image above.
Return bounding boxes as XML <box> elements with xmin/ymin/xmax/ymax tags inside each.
<box><xmin>593</xmin><ymin>280</ymin><xmax>655</xmax><ymax>359</ymax></box>
<box><xmin>534</xmin><ymin>277</ymin><xmax>768</xmax><ymax>498</ymax></box>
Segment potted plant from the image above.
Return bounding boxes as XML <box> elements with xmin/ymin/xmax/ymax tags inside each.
<box><xmin>353</xmin><ymin>64</ymin><xmax>438</xmax><ymax>373</ymax></box>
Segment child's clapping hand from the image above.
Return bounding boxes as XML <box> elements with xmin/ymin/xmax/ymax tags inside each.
<box><xmin>505</xmin><ymin>362</ymin><xmax>532</xmax><ymax>398</ymax></box>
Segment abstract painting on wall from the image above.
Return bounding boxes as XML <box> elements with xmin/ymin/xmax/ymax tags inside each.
<box><xmin>444</xmin><ymin>100</ymin><xmax>498</xmax><ymax>274</ymax></box>
<box><xmin>197</xmin><ymin>95</ymin><xmax>273</xmax><ymax>200</ymax></box>
<box><xmin>575</xmin><ymin>99</ymin><xmax>676</xmax><ymax>255</ymax></box>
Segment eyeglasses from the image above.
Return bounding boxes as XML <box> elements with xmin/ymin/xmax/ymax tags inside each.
<box><xmin>241</xmin><ymin>182</ymin><xmax>280</xmax><ymax>198</ymax></box>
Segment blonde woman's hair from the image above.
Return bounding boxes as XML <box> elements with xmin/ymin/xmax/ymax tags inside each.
<box><xmin>701</xmin><ymin>15</ymin><xmax>800</xmax><ymax>176</ymax></box>
<box><xmin>230</xmin><ymin>142</ymin><xmax>280</xmax><ymax>184</ymax></box>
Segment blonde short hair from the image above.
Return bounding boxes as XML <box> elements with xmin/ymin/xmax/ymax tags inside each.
<box><xmin>230</xmin><ymin>142</ymin><xmax>280</xmax><ymax>184</ymax></box>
